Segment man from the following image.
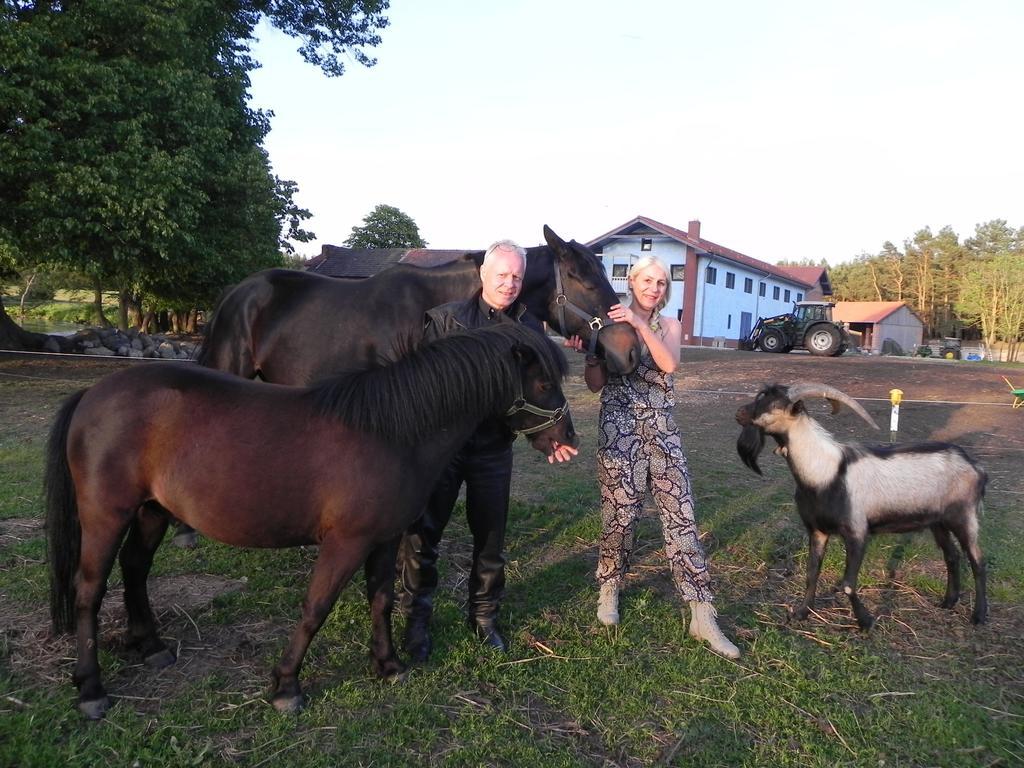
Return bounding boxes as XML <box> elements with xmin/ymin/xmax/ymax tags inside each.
<box><xmin>398</xmin><ymin>239</ymin><xmax>577</xmax><ymax>660</ymax></box>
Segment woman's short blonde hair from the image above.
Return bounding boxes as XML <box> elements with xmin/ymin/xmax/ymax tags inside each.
<box><xmin>628</xmin><ymin>255</ymin><xmax>672</xmax><ymax>313</ymax></box>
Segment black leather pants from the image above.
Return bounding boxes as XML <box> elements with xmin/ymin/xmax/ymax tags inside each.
<box><xmin>400</xmin><ymin>441</ymin><xmax>513</xmax><ymax>625</ymax></box>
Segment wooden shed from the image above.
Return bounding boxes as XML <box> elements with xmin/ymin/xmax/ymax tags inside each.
<box><xmin>832</xmin><ymin>301</ymin><xmax>924</xmax><ymax>354</ymax></box>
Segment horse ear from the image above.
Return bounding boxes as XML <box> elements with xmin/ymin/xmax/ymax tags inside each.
<box><xmin>511</xmin><ymin>342</ymin><xmax>535</xmax><ymax>365</ymax></box>
<box><xmin>543</xmin><ymin>225</ymin><xmax>570</xmax><ymax>258</ymax></box>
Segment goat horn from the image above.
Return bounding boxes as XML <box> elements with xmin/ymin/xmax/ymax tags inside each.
<box><xmin>785</xmin><ymin>382</ymin><xmax>879</xmax><ymax>430</ymax></box>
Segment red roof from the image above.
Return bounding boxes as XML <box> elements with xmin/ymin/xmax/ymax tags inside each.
<box><xmin>833</xmin><ymin>301</ymin><xmax>915</xmax><ymax>323</ymax></box>
<box><xmin>587</xmin><ymin>215</ymin><xmax>813</xmax><ymax>287</ymax></box>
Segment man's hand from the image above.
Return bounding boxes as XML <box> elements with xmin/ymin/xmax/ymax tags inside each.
<box><xmin>548</xmin><ymin>441</ymin><xmax>579</xmax><ymax>464</ymax></box>
<box><xmin>563</xmin><ymin>334</ymin><xmax>585</xmax><ymax>352</ymax></box>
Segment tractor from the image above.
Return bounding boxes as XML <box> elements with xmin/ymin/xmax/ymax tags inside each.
<box><xmin>738</xmin><ymin>301</ymin><xmax>849</xmax><ymax>357</ymax></box>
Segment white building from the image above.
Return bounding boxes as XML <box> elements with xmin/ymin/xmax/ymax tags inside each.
<box><xmin>587</xmin><ymin>216</ymin><xmax>832</xmax><ymax>347</ymax></box>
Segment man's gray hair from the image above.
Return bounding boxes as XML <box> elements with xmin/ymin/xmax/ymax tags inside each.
<box><xmin>483</xmin><ymin>239</ymin><xmax>528</xmax><ymax>268</ymax></box>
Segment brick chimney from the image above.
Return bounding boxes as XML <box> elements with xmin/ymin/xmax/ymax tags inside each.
<box><xmin>687</xmin><ymin>219</ymin><xmax>701</xmax><ymax>240</ymax></box>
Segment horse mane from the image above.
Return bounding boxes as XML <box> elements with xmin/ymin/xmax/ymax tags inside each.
<box><xmin>310</xmin><ymin>324</ymin><xmax>567</xmax><ymax>444</ymax></box>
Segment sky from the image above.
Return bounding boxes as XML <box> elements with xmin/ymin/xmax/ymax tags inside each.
<box><xmin>247</xmin><ymin>1</ymin><xmax>1022</xmax><ymax>266</ymax></box>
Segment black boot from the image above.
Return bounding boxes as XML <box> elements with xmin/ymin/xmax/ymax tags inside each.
<box><xmin>403</xmin><ymin>607</ymin><xmax>433</xmax><ymax>663</ymax></box>
<box><xmin>398</xmin><ymin>528</ymin><xmax>441</xmax><ymax>664</ymax></box>
<box><xmin>469</xmin><ymin>617</ymin><xmax>508</xmax><ymax>653</ymax></box>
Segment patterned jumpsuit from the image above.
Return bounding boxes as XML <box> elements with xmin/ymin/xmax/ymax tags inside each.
<box><xmin>595</xmin><ymin>344</ymin><xmax>714</xmax><ymax>604</ymax></box>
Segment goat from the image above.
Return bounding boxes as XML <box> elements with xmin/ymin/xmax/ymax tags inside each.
<box><xmin>735</xmin><ymin>382</ymin><xmax>988</xmax><ymax>629</ymax></box>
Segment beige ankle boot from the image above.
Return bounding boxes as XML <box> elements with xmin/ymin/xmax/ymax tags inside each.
<box><xmin>597</xmin><ymin>582</ymin><xmax>619</xmax><ymax>626</ymax></box>
<box><xmin>688</xmin><ymin>602</ymin><xmax>740</xmax><ymax>659</ymax></box>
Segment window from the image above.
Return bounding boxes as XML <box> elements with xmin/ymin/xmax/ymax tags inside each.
<box><xmin>744</xmin><ymin>277</ymin><xmax>753</xmax><ymax>294</ymax></box>
<box><xmin>796</xmin><ymin>292</ymin><xmax>803</xmax><ymax>302</ymax></box>
<box><xmin>612</xmin><ymin>264</ymin><xmax>628</xmax><ymax>277</ymax></box>
<box><xmin>671</xmin><ymin>264</ymin><xmax>685</xmax><ymax>281</ymax></box>
<box><xmin>727</xmin><ymin>314</ymin><xmax>732</xmax><ymax>329</ymax></box>
<box><xmin>784</xmin><ymin>289</ymin><xmax>791</xmax><ymax>302</ymax></box>
<box><xmin>640</xmin><ymin>238</ymin><xmax>652</xmax><ymax>251</ymax></box>
<box><xmin>725</xmin><ymin>272</ymin><xmax>735</xmax><ymax>289</ymax></box>
<box><xmin>705</xmin><ymin>266</ymin><xmax>717</xmax><ymax>285</ymax></box>
<box><xmin>759</xmin><ymin>282</ymin><xmax>766</xmax><ymax>297</ymax></box>
<box><xmin>773</xmin><ymin>286</ymin><xmax>780</xmax><ymax>300</ymax></box>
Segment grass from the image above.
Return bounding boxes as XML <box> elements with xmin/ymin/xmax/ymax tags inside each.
<box><xmin>2</xmin><ymin>288</ymin><xmax>119</xmax><ymax>327</ymax></box>
<box><xmin>1</xmin><ymin>351</ymin><xmax>1022</xmax><ymax>767</ymax></box>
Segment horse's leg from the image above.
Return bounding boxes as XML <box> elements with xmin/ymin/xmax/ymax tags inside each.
<box><xmin>119</xmin><ymin>503</ymin><xmax>174</xmax><ymax>667</ymax></box>
<box><xmin>270</xmin><ymin>534</ymin><xmax>367</xmax><ymax>713</ymax></box>
<box><xmin>171</xmin><ymin>518</ymin><xmax>198</xmax><ymax>549</ymax></box>
<box><xmin>73</xmin><ymin>516</ymin><xmax>132</xmax><ymax>719</ymax></box>
<box><xmin>364</xmin><ymin>536</ymin><xmax>405</xmax><ymax>679</ymax></box>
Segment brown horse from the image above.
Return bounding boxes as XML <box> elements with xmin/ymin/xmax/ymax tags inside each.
<box><xmin>45</xmin><ymin>324</ymin><xmax>575</xmax><ymax>718</ymax></box>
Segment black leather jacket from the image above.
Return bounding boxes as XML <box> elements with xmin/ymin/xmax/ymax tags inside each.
<box><xmin>423</xmin><ymin>291</ymin><xmax>544</xmax><ymax>448</ymax></box>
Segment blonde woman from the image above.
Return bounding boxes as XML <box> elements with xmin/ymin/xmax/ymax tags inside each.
<box><xmin>567</xmin><ymin>255</ymin><xmax>739</xmax><ymax>658</ymax></box>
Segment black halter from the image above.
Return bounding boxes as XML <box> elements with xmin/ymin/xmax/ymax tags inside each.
<box><xmin>552</xmin><ymin>263</ymin><xmax>616</xmax><ymax>357</ymax></box>
<box><xmin>504</xmin><ymin>380</ymin><xmax>569</xmax><ymax>437</ymax></box>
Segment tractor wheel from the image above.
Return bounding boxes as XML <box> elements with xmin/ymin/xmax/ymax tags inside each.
<box><xmin>758</xmin><ymin>329</ymin><xmax>787</xmax><ymax>353</ymax></box>
<box><xmin>807</xmin><ymin>324</ymin><xmax>842</xmax><ymax>356</ymax></box>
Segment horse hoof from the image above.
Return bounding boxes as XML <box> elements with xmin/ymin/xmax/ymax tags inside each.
<box><xmin>145</xmin><ymin>648</ymin><xmax>177</xmax><ymax>669</ymax></box>
<box><xmin>79</xmin><ymin>696</ymin><xmax>111</xmax><ymax>720</ymax></box>
<box><xmin>372</xmin><ymin>654</ymin><xmax>408</xmax><ymax>680</ymax></box>
<box><xmin>386</xmin><ymin>666</ymin><xmax>410</xmax><ymax>684</ymax></box>
<box><xmin>172</xmin><ymin>531</ymin><xmax>198</xmax><ymax>549</ymax></box>
<box><xmin>272</xmin><ymin>694</ymin><xmax>304</xmax><ymax>714</ymax></box>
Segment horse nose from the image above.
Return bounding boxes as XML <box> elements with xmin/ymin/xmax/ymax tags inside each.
<box><xmin>566</xmin><ymin>423</ymin><xmax>578</xmax><ymax>448</ymax></box>
<box><xmin>628</xmin><ymin>344</ymin><xmax>640</xmax><ymax>370</ymax></box>
<box><xmin>735</xmin><ymin>406</ymin><xmax>751</xmax><ymax>425</ymax></box>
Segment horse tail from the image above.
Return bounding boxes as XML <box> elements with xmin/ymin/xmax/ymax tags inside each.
<box><xmin>45</xmin><ymin>388</ymin><xmax>86</xmax><ymax>635</ymax></box>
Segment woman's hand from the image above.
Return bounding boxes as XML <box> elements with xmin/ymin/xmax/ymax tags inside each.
<box><xmin>607</xmin><ymin>303</ymin><xmax>643</xmax><ymax>331</ymax></box>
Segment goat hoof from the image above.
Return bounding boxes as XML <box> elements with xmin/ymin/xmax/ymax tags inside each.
<box><xmin>79</xmin><ymin>696</ymin><xmax>111</xmax><ymax>720</ymax></box>
<box><xmin>271</xmin><ymin>693</ymin><xmax>304</xmax><ymax>714</ymax></box>
<box><xmin>971</xmin><ymin>610</ymin><xmax>988</xmax><ymax>625</ymax></box>
<box><xmin>788</xmin><ymin>606</ymin><xmax>810</xmax><ymax>622</ymax></box>
<box><xmin>856</xmin><ymin>616</ymin><xmax>877</xmax><ymax>631</ymax></box>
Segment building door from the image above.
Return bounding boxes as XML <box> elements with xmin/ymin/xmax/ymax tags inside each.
<box><xmin>740</xmin><ymin>312</ymin><xmax>752</xmax><ymax>340</ymax></box>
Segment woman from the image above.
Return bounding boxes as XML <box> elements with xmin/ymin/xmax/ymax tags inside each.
<box><xmin>567</xmin><ymin>256</ymin><xmax>740</xmax><ymax>658</ymax></box>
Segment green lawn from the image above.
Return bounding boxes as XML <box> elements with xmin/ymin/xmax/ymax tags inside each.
<box><xmin>1</xmin><ymin>354</ymin><xmax>1021</xmax><ymax>767</ymax></box>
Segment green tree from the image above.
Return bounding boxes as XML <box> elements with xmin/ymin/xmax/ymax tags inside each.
<box><xmin>830</xmin><ymin>253</ymin><xmax>879</xmax><ymax>302</ymax></box>
<box><xmin>957</xmin><ymin>220</ymin><xmax>1024</xmax><ymax>360</ymax></box>
<box><xmin>0</xmin><ymin>0</ymin><xmax>387</xmax><ymax>337</ymax></box>
<box><xmin>344</xmin><ymin>204</ymin><xmax>427</xmax><ymax>248</ymax></box>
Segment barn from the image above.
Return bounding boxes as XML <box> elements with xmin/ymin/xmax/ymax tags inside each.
<box><xmin>832</xmin><ymin>301</ymin><xmax>924</xmax><ymax>355</ymax></box>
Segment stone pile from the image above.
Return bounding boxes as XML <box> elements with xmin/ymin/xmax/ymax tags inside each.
<box><xmin>58</xmin><ymin>327</ymin><xmax>197</xmax><ymax>359</ymax></box>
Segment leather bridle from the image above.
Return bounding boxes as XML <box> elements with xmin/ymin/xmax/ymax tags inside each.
<box><xmin>504</xmin><ymin>365</ymin><xmax>569</xmax><ymax>438</ymax></box>
<box><xmin>552</xmin><ymin>263</ymin><xmax>616</xmax><ymax>357</ymax></box>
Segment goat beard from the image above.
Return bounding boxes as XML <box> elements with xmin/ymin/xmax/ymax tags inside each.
<box><xmin>736</xmin><ymin>424</ymin><xmax>766</xmax><ymax>475</ymax></box>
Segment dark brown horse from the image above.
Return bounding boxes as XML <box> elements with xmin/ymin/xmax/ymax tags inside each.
<box><xmin>194</xmin><ymin>225</ymin><xmax>641</xmax><ymax>382</ymax></box>
<box><xmin>46</xmin><ymin>324</ymin><xmax>575</xmax><ymax>718</ymax></box>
